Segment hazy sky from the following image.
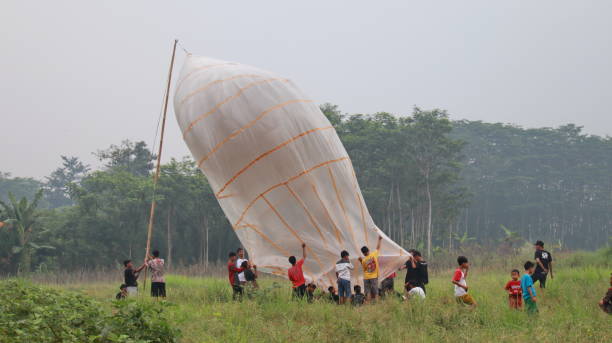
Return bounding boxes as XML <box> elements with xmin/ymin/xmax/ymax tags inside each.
<box><xmin>2</xmin><ymin>1</ymin><xmax>611</xmax><ymax>179</ymax></box>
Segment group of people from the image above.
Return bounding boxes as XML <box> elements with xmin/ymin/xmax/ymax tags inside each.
<box><xmin>227</xmin><ymin>247</ymin><xmax>259</xmax><ymax>299</ymax></box>
<box><xmin>117</xmin><ymin>249</ymin><xmax>166</xmax><ymax>299</ymax></box>
<box><xmin>224</xmin><ymin>238</ymin><xmax>607</xmax><ymax>315</ymax></box>
<box><xmin>114</xmin><ymin>239</ymin><xmax>611</xmax><ymax>316</ymax></box>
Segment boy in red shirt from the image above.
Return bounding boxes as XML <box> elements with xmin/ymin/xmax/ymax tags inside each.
<box><xmin>452</xmin><ymin>256</ymin><xmax>476</xmax><ymax>307</ymax></box>
<box><xmin>227</xmin><ymin>252</ymin><xmax>246</xmax><ymax>300</ymax></box>
<box><xmin>288</xmin><ymin>243</ymin><xmax>307</xmax><ymax>298</ymax></box>
<box><xmin>504</xmin><ymin>269</ymin><xmax>522</xmax><ymax>309</ymax></box>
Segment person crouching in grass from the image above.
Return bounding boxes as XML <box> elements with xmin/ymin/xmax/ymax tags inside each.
<box><xmin>351</xmin><ymin>285</ymin><xmax>365</xmax><ymax>306</ymax></box>
<box><xmin>598</xmin><ymin>273</ymin><xmax>612</xmax><ymax>314</ymax></box>
<box><xmin>116</xmin><ymin>284</ymin><xmax>128</xmax><ymax>300</ymax></box>
<box><xmin>306</xmin><ymin>283</ymin><xmax>317</xmax><ymax>303</ymax></box>
<box><xmin>505</xmin><ymin>269</ymin><xmax>523</xmax><ymax>309</ymax></box>
<box><xmin>327</xmin><ymin>286</ymin><xmax>339</xmax><ymax>304</ymax></box>
<box><xmin>452</xmin><ymin>256</ymin><xmax>476</xmax><ymax>307</ymax></box>
<box><xmin>521</xmin><ymin>261</ymin><xmax>538</xmax><ymax>314</ymax></box>
<box><xmin>404</xmin><ymin>281</ymin><xmax>426</xmax><ymax>300</ymax></box>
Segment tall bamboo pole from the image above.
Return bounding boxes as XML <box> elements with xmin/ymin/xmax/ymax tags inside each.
<box><xmin>143</xmin><ymin>39</ymin><xmax>178</xmax><ymax>292</ymax></box>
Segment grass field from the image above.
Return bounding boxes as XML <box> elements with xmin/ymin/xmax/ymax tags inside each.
<box><xmin>35</xmin><ymin>251</ymin><xmax>611</xmax><ymax>343</ymax></box>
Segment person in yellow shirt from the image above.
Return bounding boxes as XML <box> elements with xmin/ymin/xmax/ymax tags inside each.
<box><xmin>358</xmin><ymin>235</ymin><xmax>383</xmax><ymax>302</ymax></box>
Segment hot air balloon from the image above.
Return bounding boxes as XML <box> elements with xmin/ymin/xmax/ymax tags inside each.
<box><xmin>173</xmin><ymin>55</ymin><xmax>409</xmax><ymax>288</ymax></box>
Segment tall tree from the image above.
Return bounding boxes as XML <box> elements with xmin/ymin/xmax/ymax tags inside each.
<box><xmin>95</xmin><ymin>140</ymin><xmax>155</xmax><ymax>177</ymax></box>
<box><xmin>403</xmin><ymin>108</ymin><xmax>465</xmax><ymax>257</ymax></box>
<box><xmin>45</xmin><ymin>156</ymin><xmax>90</xmax><ymax>208</ymax></box>
<box><xmin>0</xmin><ymin>190</ymin><xmax>53</xmax><ymax>273</ymax></box>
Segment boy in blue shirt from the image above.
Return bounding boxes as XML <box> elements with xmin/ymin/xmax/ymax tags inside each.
<box><xmin>521</xmin><ymin>261</ymin><xmax>538</xmax><ymax>314</ymax></box>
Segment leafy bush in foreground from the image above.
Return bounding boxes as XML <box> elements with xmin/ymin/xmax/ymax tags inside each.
<box><xmin>0</xmin><ymin>280</ymin><xmax>179</xmax><ymax>343</ymax></box>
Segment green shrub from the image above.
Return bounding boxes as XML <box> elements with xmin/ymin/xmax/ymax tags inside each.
<box><xmin>0</xmin><ymin>280</ymin><xmax>179</xmax><ymax>343</ymax></box>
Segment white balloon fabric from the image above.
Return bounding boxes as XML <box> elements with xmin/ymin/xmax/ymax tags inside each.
<box><xmin>174</xmin><ymin>55</ymin><xmax>409</xmax><ymax>288</ymax></box>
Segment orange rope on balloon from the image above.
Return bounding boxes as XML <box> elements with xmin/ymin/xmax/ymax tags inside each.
<box><xmin>232</xmin><ymin>156</ymin><xmax>349</xmax><ymax>228</ymax></box>
<box><xmin>328</xmin><ymin>166</ymin><xmax>360</xmax><ymax>255</ymax></box>
<box><xmin>310</xmin><ymin>183</ymin><xmax>344</xmax><ymax>246</ymax></box>
<box><xmin>261</xmin><ymin>195</ymin><xmax>332</xmax><ymax>285</ymax></box>
<box><xmin>284</xmin><ymin>183</ymin><xmax>330</xmax><ymax>250</ymax></box>
<box><xmin>175</xmin><ymin>62</ymin><xmax>238</xmax><ymax>96</ymax></box>
<box><xmin>178</xmin><ymin>74</ymin><xmax>264</xmax><ymax>107</ymax></box>
<box><xmin>235</xmin><ymin>223</ymin><xmax>291</xmax><ymax>257</ymax></box>
<box><xmin>197</xmin><ymin>99</ymin><xmax>314</xmax><ymax>167</ymax></box>
<box><xmin>350</xmin><ymin>165</ymin><xmax>369</xmax><ymax>247</ymax></box>
<box><xmin>214</xmin><ymin>126</ymin><xmax>334</xmax><ymax>197</ymax></box>
<box><xmin>182</xmin><ymin>78</ymin><xmax>290</xmax><ymax>137</ymax></box>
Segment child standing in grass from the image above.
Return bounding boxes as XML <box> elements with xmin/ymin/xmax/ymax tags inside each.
<box><xmin>504</xmin><ymin>269</ymin><xmax>522</xmax><ymax>309</ymax></box>
<box><xmin>521</xmin><ymin>261</ymin><xmax>538</xmax><ymax>314</ymax></box>
<box><xmin>452</xmin><ymin>256</ymin><xmax>476</xmax><ymax>307</ymax></box>
<box><xmin>227</xmin><ymin>252</ymin><xmax>245</xmax><ymax>300</ymax></box>
<box><xmin>236</xmin><ymin>247</ymin><xmax>249</xmax><ymax>286</ymax></box>
<box><xmin>335</xmin><ymin>250</ymin><xmax>353</xmax><ymax>305</ymax></box>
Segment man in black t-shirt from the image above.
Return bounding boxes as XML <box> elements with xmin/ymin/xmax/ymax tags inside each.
<box><xmin>123</xmin><ymin>259</ymin><xmax>146</xmax><ymax>296</ymax></box>
<box><xmin>401</xmin><ymin>250</ymin><xmax>429</xmax><ymax>294</ymax></box>
<box><xmin>533</xmin><ymin>240</ymin><xmax>553</xmax><ymax>289</ymax></box>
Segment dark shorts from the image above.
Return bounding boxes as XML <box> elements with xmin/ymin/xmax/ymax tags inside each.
<box><xmin>232</xmin><ymin>284</ymin><xmax>243</xmax><ymax>300</ymax></box>
<box><xmin>525</xmin><ymin>298</ymin><xmax>538</xmax><ymax>314</ymax></box>
<box><xmin>532</xmin><ymin>272</ymin><xmax>547</xmax><ymax>288</ymax></box>
<box><xmin>293</xmin><ymin>284</ymin><xmax>306</xmax><ymax>298</ymax></box>
<box><xmin>337</xmin><ymin>278</ymin><xmax>351</xmax><ymax>298</ymax></box>
<box><xmin>151</xmin><ymin>282</ymin><xmax>166</xmax><ymax>297</ymax></box>
<box><xmin>364</xmin><ymin>278</ymin><xmax>378</xmax><ymax>297</ymax></box>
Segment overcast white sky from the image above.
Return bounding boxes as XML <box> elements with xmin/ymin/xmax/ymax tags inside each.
<box><xmin>2</xmin><ymin>1</ymin><xmax>611</xmax><ymax>179</ymax></box>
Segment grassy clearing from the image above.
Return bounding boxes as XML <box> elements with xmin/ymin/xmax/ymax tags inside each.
<box><xmin>38</xmin><ymin>255</ymin><xmax>611</xmax><ymax>343</ymax></box>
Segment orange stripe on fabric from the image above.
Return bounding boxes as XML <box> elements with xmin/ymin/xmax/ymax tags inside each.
<box><xmin>285</xmin><ymin>184</ymin><xmax>330</xmax><ymax>251</ymax></box>
<box><xmin>261</xmin><ymin>195</ymin><xmax>330</xmax><ymax>282</ymax></box>
<box><xmin>310</xmin><ymin>183</ymin><xmax>344</xmax><ymax>246</ymax></box>
<box><xmin>350</xmin><ymin>165</ymin><xmax>369</xmax><ymax>247</ymax></box>
<box><xmin>232</xmin><ymin>157</ymin><xmax>350</xmax><ymax>227</ymax></box>
<box><xmin>197</xmin><ymin>99</ymin><xmax>313</xmax><ymax>167</ymax></box>
<box><xmin>262</xmin><ymin>195</ymin><xmax>304</xmax><ymax>244</ymax></box>
<box><xmin>178</xmin><ymin>74</ymin><xmax>264</xmax><ymax>106</ymax></box>
<box><xmin>235</xmin><ymin>223</ymin><xmax>291</xmax><ymax>257</ymax></box>
<box><xmin>328</xmin><ymin>167</ymin><xmax>360</xmax><ymax>254</ymax></box>
<box><xmin>183</xmin><ymin>78</ymin><xmax>289</xmax><ymax>137</ymax></box>
<box><xmin>175</xmin><ymin>62</ymin><xmax>237</xmax><ymax>96</ymax></box>
<box><xmin>214</xmin><ymin>126</ymin><xmax>334</xmax><ymax>197</ymax></box>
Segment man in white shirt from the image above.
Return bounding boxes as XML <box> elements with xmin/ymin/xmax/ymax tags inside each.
<box><xmin>236</xmin><ymin>247</ymin><xmax>248</xmax><ymax>285</ymax></box>
<box><xmin>335</xmin><ymin>250</ymin><xmax>354</xmax><ymax>305</ymax></box>
<box><xmin>404</xmin><ymin>281</ymin><xmax>426</xmax><ymax>300</ymax></box>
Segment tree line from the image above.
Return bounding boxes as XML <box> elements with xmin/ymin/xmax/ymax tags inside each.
<box><xmin>1</xmin><ymin>106</ymin><xmax>611</xmax><ymax>274</ymax></box>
